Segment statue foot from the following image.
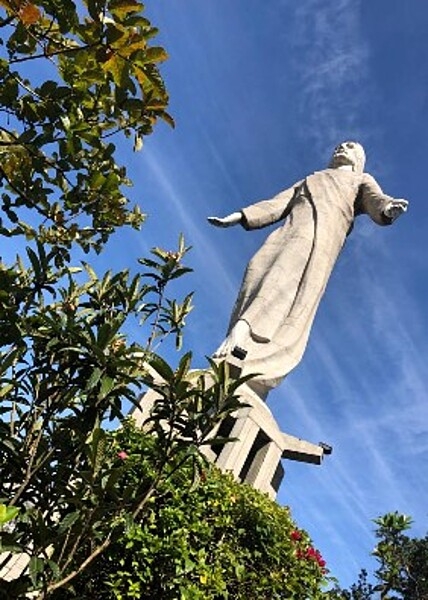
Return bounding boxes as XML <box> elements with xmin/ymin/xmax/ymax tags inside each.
<box><xmin>231</xmin><ymin>346</ymin><xmax>247</xmax><ymax>360</ymax></box>
<box><xmin>213</xmin><ymin>320</ymin><xmax>251</xmax><ymax>358</ymax></box>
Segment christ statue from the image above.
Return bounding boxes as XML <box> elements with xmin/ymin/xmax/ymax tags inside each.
<box><xmin>208</xmin><ymin>142</ymin><xmax>408</xmax><ymax>392</ymax></box>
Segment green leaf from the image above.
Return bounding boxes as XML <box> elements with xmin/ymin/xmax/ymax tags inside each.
<box><xmin>175</xmin><ymin>352</ymin><xmax>192</xmax><ymax>382</ymax></box>
<box><xmin>161</xmin><ymin>110</ymin><xmax>175</xmax><ymax>128</ymax></box>
<box><xmin>47</xmin><ymin>559</ymin><xmax>61</xmax><ymax>581</ymax></box>
<box><xmin>0</xmin><ymin>504</ymin><xmax>20</xmax><ymax>525</ymax></box>
<box><xmin>109</xmin><ymin>0</ymin><xmax>142</xmax><ymax>18</ymax></box>
<box><xmin>141</xmin><ymin>47</ymin><xmax>169</xmax><ymax>64</ymax></box>
<box><xmin>0</xmin><ymin>383</ymin><xmax>14</xmax><ymax>399</ymax></box>
<box><xmin>102</xmin><ymin>468</ymin><xmax>123</xmax><ymax>495</ymax></box>
<box><xmin>26</xmin><ymin>246</ymin><xmax>41</xmax><ymax>281</ymax></box>
<box><xmin>29</xmin><ymin>556</ymin><xmax>44</xmax><ymax>587</ymax></box>
<box><xmin>86</xmin><ymin>367</ymin><xmax>103</xmax><ymax>391</ymax></box>
<box><xmin>101</xmin><ymin>53</ymin><xmax>128</xmax><ymax>86</ymax></box>
<box><xmin>99</xmin><ymin>376</ymin><xmax>115</xmax><ymax>400</ymax></box>
<box><xmin>86</xmin><ymin>426</ymin><xmax>107</xmax><ymax>477</ymax></box>
<box><xmin>58</xmin><ymin>511</ymin><xmax>80</xmax><ymax>534</ymax></box>
<box><xmin>147</xmin><ymin>353</ymin><xmax>174</xmax><ymax>383</ymax></box>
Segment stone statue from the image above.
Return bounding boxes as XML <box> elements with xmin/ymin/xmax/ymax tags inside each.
<box><xmin>208</xmin><ymin>142</ymin><xmax>408</xmax><ymax>392</ymax></box>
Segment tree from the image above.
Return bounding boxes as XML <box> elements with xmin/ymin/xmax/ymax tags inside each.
<box><xmin>330</xmin><ymin>513</ymin><xmax>428</xmax><ymax>600</ymax></box>
<box><xmin>0</xmin><ymin>0</ymin><xmax>172</xmax><ymax>254</ymax></box>
<box><xmin>0</xmin><ymin>2</ymin><xmax>247</xmax><ymax>597</ymax></box>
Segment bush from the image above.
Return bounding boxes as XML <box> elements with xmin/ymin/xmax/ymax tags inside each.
<box><xmin>65</xmin><ymin>421</ymin><xmax>330</xmax><ymax>600</ymax></box>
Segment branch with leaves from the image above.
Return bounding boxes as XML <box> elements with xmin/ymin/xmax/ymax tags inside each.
<box><xmin>0</xmin><ymin>0</ymin><xmax>173</xmax><ymax>257</ymax></box>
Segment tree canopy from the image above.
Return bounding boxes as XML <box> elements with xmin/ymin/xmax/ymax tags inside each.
<box><xmin>329</xmin><ymin>513</ymin><xmax>428</xmax><ymax>600</ymax></box>
<box><xmin>0</xmin><ymin>2</ymin><xmax>248</xmax><ymax>597</ymax></box>
<box><xmin>0</xmin><ymin>0</ymin><xmax>172</xmax><ymax>255</ymax></box>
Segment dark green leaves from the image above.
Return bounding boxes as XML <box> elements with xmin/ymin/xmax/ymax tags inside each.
<box><xmin>332</xmin><ymin>513</ymin><xmax>428</xmax><ymax>600</ymax></box>
<box><xmin>0</xmin><ymin>0</ymin><xmax>171</xmax><ymax>256</ymax></box>
<box><xmin>0</xmin><ymin>226</ymin><xmax>203</xmax><ymax>596</ymax></box>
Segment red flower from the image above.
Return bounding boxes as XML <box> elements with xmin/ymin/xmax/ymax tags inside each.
<box><xmin>296</xmin><ymin>543</ymin><xmax>326</xmax><ymax>569</ymax></box>
<box><xmin>117</xmin><ymin>450</ymin><xmax>129</xmax><ymax>460</ymax></box>
<box><xmin>290</xmin><ymin>530</ymin><xmax>302</xmax><ymax>541</ymax></box>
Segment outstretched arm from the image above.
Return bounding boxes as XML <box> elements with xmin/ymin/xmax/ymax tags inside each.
<box><xmin>359</xmin><ymin>173</ymin><xmax>409</xmax><ymax>225</ymax></box>
<box><xmin>209</xmin><ymin>181</ymin><xmax>303</xmax><ymax>232</ymax></box>
<box><xmin>207</xmin><ymin>212</ymin><xmax>242</xmax><ymax>228</ymax></box>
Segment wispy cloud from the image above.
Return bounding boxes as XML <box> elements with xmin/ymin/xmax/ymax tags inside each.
<box><xmin>136</xmin><ymin>1</ymin><xmax>424</xmax><ymax>586</ymax></box>
<box><xmin>289</xmin><ymin>0</ymin><xmax>372</xmax><ymax>152</ymax></box>
<box><xmin>273</xmin><ymin>226</ymin><xmax>427</xmax><ymax>582</ymax></box>
<box><xmin>142</xmin><ymin>148</ymin><xmax>237</xmax><ymax>297</ymax></box>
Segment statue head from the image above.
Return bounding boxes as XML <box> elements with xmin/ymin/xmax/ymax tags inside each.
<box><xmin>329</xmin><ymin>141</ymin><xmax>366</xmax><ymax>173</ymax></box>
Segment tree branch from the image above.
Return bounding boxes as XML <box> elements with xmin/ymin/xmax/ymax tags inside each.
<box><xmin>41</xmin><ymin>533</ymin><xmax>113</xmax><ymax>598</ymax></box>
<box><xmin>9</xmin><ymin>42</ymin><xmax>95</xmax><ymax>65</ymax></box>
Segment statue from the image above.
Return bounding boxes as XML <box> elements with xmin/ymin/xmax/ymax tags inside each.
<box><xmin>208</xmin><ymin>142</ymin><xmax>408</xmax><ymax>392</ymax></box>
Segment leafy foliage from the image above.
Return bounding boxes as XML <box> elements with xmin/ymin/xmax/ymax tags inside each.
<box><xmin>55</xmin><ymin>421</ymin><xmax>330</xmax><ymax>600</ymax></box>
<box><xmin>0</xmin><ymin>3</ymin><xmax>253</xmax><ymax>597</ymax></box>
<box><xmin>0</xmin><ymin>228</ymin><xmax>249</xmax><ymax>598</ymax></box>
<box><xmin>329</xmin><ymin>512</ymin><xmax>428</xmax><ymax>600</ymax></box>
<box><xmin>0</xmin><ymin>0</ymin><xmax>172</xmax><ymax>256</ymax></box>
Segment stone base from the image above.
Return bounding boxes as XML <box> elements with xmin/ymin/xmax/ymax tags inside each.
<box><xmin>200</xmin><ymin>383</ymin><xmax>325</xmax><ymax>498</ymax></box>
<box><xmin>131</xmin><ymin>370</ymin><xmax>328</xmax><ymax>500</ymax></box>
<box><xmin>0</xmin><ymin>551</ymin><xmax>30</xmax><ymax>583</ymax></box>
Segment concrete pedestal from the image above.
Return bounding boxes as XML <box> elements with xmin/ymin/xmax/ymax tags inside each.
<box><xmin>131</xmin><ymin>374</ymin><xmax>328</xmax><ymax>500</ymax></box>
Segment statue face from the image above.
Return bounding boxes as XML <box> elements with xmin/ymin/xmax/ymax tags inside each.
<box><xmin>330</xmin><ymin>141</ymin><xmax>366</xmax><ymax>172</ymax></box>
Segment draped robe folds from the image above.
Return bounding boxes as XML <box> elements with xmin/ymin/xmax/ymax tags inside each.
<box><xmin>227</xmin><ymin>168</ymin><xmax>396</xmax><ymax>390</ymax></box>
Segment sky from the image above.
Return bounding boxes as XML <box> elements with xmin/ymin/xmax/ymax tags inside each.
<box><xmin>100</xmin><ymin>0</ymin><xmax>428</xmax><ymax>588</ymax></box>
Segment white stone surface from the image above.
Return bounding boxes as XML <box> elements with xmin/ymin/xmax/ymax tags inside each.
<box><xmin>210</xmin><ymin>142</ymin><xmax>408</xmax><ymax>390</ymax></box>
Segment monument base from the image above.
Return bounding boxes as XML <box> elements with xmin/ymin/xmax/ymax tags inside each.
<box><xmin>131</xmin><ymin>367</ymin><xmax>328</xmax><ymax>500</ymax></box>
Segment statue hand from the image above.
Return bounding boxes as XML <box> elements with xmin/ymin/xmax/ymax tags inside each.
<box><xmin>384</xmin><ymin>199</ymin><xmax>408</xmax><ymax>221</ymax></box>
<box><xmin>207</xmin><ymin>212</ymin><xmax>242</xmax><ymax>228</ymax></box>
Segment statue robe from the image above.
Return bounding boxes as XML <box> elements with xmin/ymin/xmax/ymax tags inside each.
<box><xmin>228</xmin><ymin>168</ymin><xmax>395</xmax><ymax>390</ymax></box>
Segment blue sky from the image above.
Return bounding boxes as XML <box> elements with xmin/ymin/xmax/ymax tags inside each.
<box><xmin>103</xmin><ymin>0</ymin><xmax>427</xmax><ymax>587</ymax></box>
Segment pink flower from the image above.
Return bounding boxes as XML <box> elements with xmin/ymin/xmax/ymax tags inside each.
<box><xmin>290</xmin><ymin>530</ymin><xmax>302</xmax><ymax>541</ymax></box>
<box><xmin>117</xmin><ymin>450</ymin><xmax>129</xmax><ymax>460</ymax></box>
